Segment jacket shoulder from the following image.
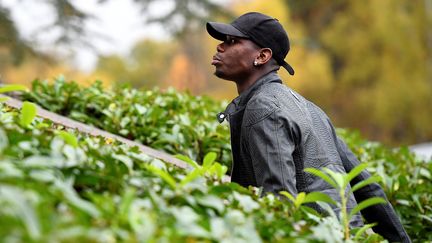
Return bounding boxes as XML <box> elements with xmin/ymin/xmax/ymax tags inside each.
<box><xmin>243</xmin><ymin>83</ymin><xmax>285</xmax><ymax>126</ymax></box>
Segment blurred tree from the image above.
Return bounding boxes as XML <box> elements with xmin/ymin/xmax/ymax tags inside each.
<box><xmin>169</xmin><ymin>29</ymin><xmax>214</xmax><ymax>94</ymax></box>
<box><xmin>129</xmin><ymin>0</ymin><xmax>233</xmax><ymax>37</ymax></box>
<box><xmin>107</xmin><ymin>0</ymin><xmax>234</xmax><ymax>93</ymax></box>
<box><xmin>0</xmin><ymin>6</ymin><xmax>27</xmax><ymax>66</ymax></box>
<box><xmin>285</xmin><ymin>0</ymin><xmax>432</xmax><ymax>145</ymax></box>
<box><xmin>2</xmin><ymin>58</ymin><xmax>108</xmax><ymax>87</ymax></box>
<box><xmin>94</xmin><ymin>39</ymin><xmax>177</xmax><ymax>88</ymax></box>
<box><xmin>0</xmin><ymin>0</ymin><xmax>230</xmax><ymax>61</ymax></box>
<box><xmin>93</xmin><ymin>55</ymin><xmax>128</xmax><ymax>82</ymax></box>
<box><xmin>0</xmin><ymin>1</ymin><xmax>90</xmax><ymax>70</ymax></box>
<box><xmin>130</xmin><ymin>0</ymin><xmax>233</xmax><ymax>93</ymax></box>
<box><xmin>0</xmin><ymin>0</ymin><xmax>230</xmax><ymax>91</ymax></box>
<box><xmin>0</xmin><ymin>5</ymin><xmax>53</xmax><ymax>77</ymax></box>
<box><xmin>49</xmin><ymin>0</ymin><xmax>96</xmax><ymax>46</ymax></box>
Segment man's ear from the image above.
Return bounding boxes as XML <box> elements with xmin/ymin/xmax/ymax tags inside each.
<box><xmin>257</xmin><ymin>48</ymin><xmax>273</xmax><ymax>64</ymax></box>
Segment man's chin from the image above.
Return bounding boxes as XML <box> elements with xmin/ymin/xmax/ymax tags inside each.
<box><xmin>214</xmin><ymin>70</ymin><xmax>228</xmax><ymax>80</ymax></box>
<box><xmin>214</xmin><ymin>69</ymin><xmax>238</xmax><ymax>83</ymax></box>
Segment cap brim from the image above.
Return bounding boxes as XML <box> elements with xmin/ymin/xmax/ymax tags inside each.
<box><xmin>206</xmin><ymin>22</ymin><xmax>248</xmax><ymax>41</ymax></box>
<box><xmin>282</xmin><ymin>62</ymin><xmax>295</xmax><ymax>75</ymax></box>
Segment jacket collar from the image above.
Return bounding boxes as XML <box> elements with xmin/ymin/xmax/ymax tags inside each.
<box><xmin>217</xmin><ymin>71</ymin><xmax>282</xmax><ymax>123</ymax></box>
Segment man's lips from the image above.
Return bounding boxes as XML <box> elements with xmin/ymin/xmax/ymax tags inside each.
<box><xmin>212</xmin><ymin>55</ymin><xmax>221</xmax><ymax>65</ymax></box>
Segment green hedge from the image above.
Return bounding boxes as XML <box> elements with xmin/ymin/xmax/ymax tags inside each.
<box><xmin>23</xmin><ymin>77</ymin><xmax>232</xmax><ymax>169</ymax></box>
<box><xmin>9</xmin><ymin>78</ymin><xmax>432</xmax><ymax>241</ymax></box>
<box><xmin>337</xmin><ymin>129</ymin><xmax>432</xmax><ymax>240</ymax></box>
<box><xmin>1</xmin><ymin>102</ymin><xmax>389</xmax><ymax>242</ymax></box>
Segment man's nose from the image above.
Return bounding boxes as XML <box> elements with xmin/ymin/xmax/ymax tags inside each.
<box><xmin>216</xmin><ymin>42</ymin><xmax>224</xmax><ymax>52</ymax></box>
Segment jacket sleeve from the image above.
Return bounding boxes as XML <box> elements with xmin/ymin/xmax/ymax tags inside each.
<box><xmin>245</xmin><ymin>107</ymin><xmax>299</xmax><ymax>197</ymax></box>
<box><xmin>335</xmin><ymin>136</ymin><xmax>411</xmax><ymax>243</ymax></box>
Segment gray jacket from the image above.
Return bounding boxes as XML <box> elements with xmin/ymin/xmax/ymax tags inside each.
<box><xmin>221</xmin><ymin>71</ymin><xmax>410</xmax><ymax>242</ymax></box>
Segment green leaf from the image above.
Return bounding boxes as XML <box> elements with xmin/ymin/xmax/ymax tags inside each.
<box><xmin>197</xmin><ymin>195</ymin><xmax>225</xmax><ymax>214</ymax></box>
<box><xmin>419</xmin><ymin>168</ymin><xmax>431</xmax><ymax>179</ymax></box>
<box><xmin>0</xmin><ymin>96</ymin><xmax>9</xmax><ymax>102</ymax></box>
<box><xmin>119</xmin><ymin>188</ymin><xmax>136</xmax><ymax>223</ymax></box>
<box><xmin>0</xmin><ymin>128</ymin><xmax>8</xmax><ymax>153</ymax></box>
<box><xmin>300</xmin><ymin>206</ymin><xmax>321</xmax><ymax>218</ymax></box>
<box><xmin>180</xmin><ymin>168</ymin><xmax>202</xmax><ymax>186</ymax></box>
<box><xmin>208</xmin><ymin>163</ymin><xmax>228</xmax><ymax>179</ymax></box>
<box><xmin>175</xmin><ymin>154</ymin><xmax>199</xmax><ymax>169</ymax></box>
<box><xmin>0</xmin><ymin>84</ymin><xmax>28</xmax><ymax>93</ymax></box>
<box><xmin>323</xmin><ymin>168</ymin><xmax>345</xmax><ymax>189</ymax></box>
<box><xmin>280</xmin><ymin>191</ymin><xmax>295</xmax><ymax>203</ymax></box>
<box><xmin>233</xmin><ymin>192</ymin><xmax>260</xmax><ymax>213</ymax></box>
<box><xmin>19</xmin><ymin>101</ymin><xmax>37</xmax><ymax>127</ymax></box>
<box><xmin>29</xmin><ymin>170</ymin><xmax>56</xmax><ymax>182</ymax></box>
<box><xmin>295</xmin><ymin>192</ymin><xmax>306</xmax><ymax>208</ymax></box>
<box><xmin>304</xmin><ymin>168</ymin><xmax>338</xmax><ymax>189</ymax></box>
<box><xmin>419</xmin><ymin>215</ymin><xmax>432</xmax><ymax>224</ymax></box>
<box><xmin>349</xmin><ymin>197</ymin><xmax>386</xmax><ymax>219</ymax></box>
<box><xmin>395</xmin><ymin>199</ymin><xmax>410</xmax><ymax>206</ymax></box>
<box><xmin>0</xmin><ymin>186</ymin><xmax>41</xmax><ymax>239</ymax></box>
<box><xmin>354</xmin><ymin>223</ymin><xmax>377</xmax><ymax>241</ymax></box>
<box><xmin>412</xmin><ymin>194</ymin><xmax>424</xmax><ymax>213</ymax></box>
<box><xmin>146</xmin><ymin>165</ymin><xmax>177</xmax><ymax>189</ymax></box>
<box><xmin>203</xmin><ymin>152</ymin><xmax>217</xmax><ymax>168</ymax></box>
<box><xmin>303</xmin><ymin>191</ymin><xmax>337</xmax><ymax>205</ymax></box>
<box><xmin>346</xmin><ymin>163</ymin><xmax>369</xmax><ymax>184</ymax></box>
<box><xmin>57</xmin><ymin>131</ymin><xmax>78</xmax><ymax>148</ymax></box>
<box><xmin>350</xmin><ymin>175</ymin><xmax>382</xmax><ymax>194</ymax></box>
<box><xmin>170</xmin><ymin>206</ymin><xmax>208</xmax><ymax>237</ymax></box>
<box><xmin>54</xmin><ymin>178</ymin><xmax>100</xmax><ymax>218</ymax></box>
<box><xmin>112</xmin><ymin>153</ymin><xmax>134</xmax><ymax>173</ymax></box>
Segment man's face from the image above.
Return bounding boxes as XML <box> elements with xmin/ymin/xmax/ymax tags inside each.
<box><xmin>211</xmin><ymin>35</ymin><xmax>260</xmax><ymax>81</ymax></box>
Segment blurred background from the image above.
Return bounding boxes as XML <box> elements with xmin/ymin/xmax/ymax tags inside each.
<box><xmin>1</xmin><ymin>0</ymin><xmax>431</xmax><ymax>147</ymax></box>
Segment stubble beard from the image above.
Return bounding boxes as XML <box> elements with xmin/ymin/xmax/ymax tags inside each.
<box><xmin>214</xmin><ymin>69</ymin><xmax>224</xmax><ymax>79</ymax></box>
<box><xmin>214</xmin><ymin>69</ymin><xmax>234</xmax><ymax>82</ymax></box>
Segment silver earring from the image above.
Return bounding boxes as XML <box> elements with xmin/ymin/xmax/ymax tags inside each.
<box><xmin>253</xmin><ymin>60</ymin><xmax>258</xmax><ymax>66</ymax></box>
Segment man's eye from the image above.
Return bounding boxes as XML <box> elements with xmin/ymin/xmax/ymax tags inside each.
<box><xmin>225</xmin><ymin>37</ymin><xmax>236</xmax><ymax>44</ymax></box>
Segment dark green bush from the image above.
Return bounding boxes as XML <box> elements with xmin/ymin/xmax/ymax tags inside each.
<box><xmin>15</xmin><ymin>78</ymin><xmax>432</xmax><ymax>241</ymax></box>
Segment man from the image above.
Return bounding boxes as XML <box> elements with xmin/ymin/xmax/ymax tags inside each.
<box><xmin>206</xmin><ymin>12</ymin><xmax>410</xmax><ymax>242</ymax></box>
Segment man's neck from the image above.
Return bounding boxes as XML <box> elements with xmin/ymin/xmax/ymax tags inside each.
<box><xmin>236</xmin><ymin>78</ymin><xmax>258</xmax><ymax>94</ymax></box>
<box><xmin>236</xmin><ymin>68</ymin><xmax>278</xmax><ymax>94</ymax></box>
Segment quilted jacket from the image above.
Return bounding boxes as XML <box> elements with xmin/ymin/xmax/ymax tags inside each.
<box><xmin>220</xmin><ymin>71</ymin><xmax>410</xmax><ymax>242</ymax></box>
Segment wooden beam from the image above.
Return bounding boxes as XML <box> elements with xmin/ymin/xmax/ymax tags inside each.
<box><xmin>2</xmin><ymin>95</ymin><xmax>190</xmax><ymax>169</ymax></box>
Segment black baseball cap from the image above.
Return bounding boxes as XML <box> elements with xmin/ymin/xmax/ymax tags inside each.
<box><xmin>206</xmin><ymin>12</ymin><xmax>295</xmax><ymax>75</ymax></box>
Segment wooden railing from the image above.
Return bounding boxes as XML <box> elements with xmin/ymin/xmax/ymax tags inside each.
<box><xmin>2</xmin><ymin>95</ymin><xmax>190</xmax><ymax>169</ymax></box>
